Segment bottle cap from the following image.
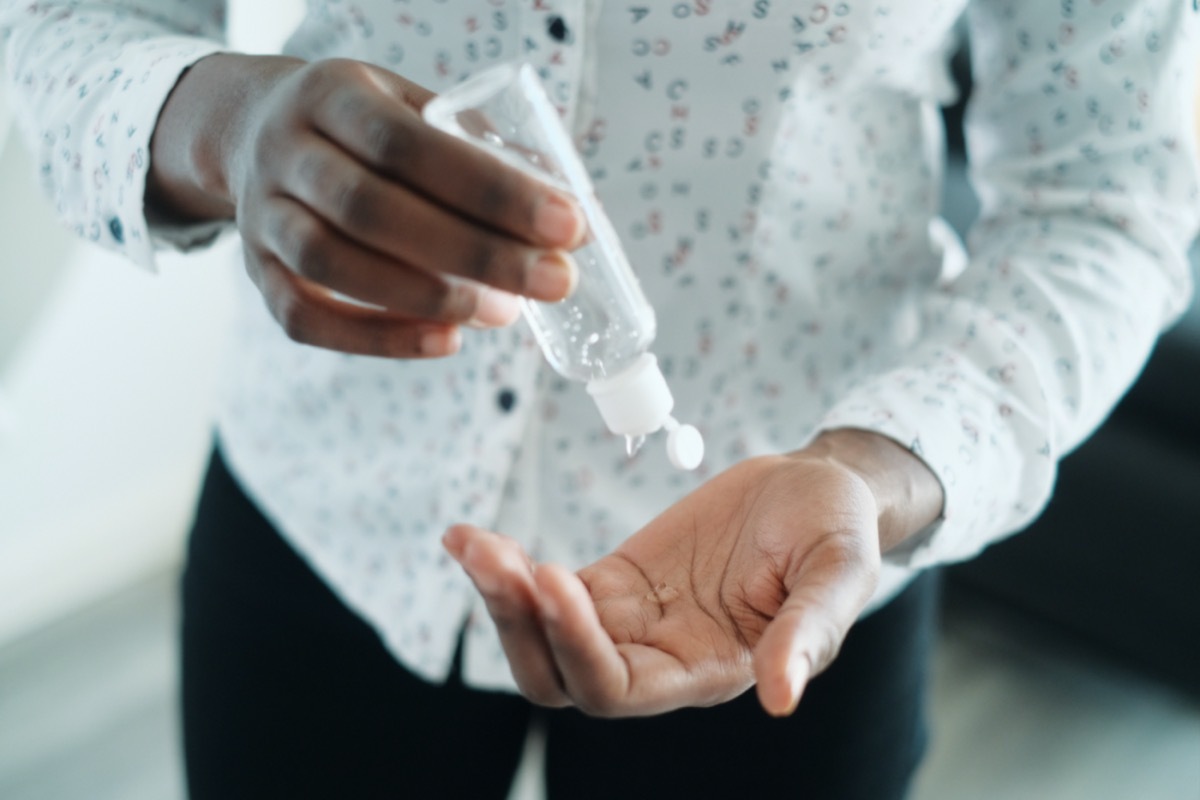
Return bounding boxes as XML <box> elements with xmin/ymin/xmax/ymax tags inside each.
<box><xmin>666</xmin><ymin>423</ymin><xmax>705</xmax><ymax>471</ymax></box>
<box><xmin>586</xmin><ymin>353</ymin><xmax>673</xmax><ymax>437</ymax></box>
<box><xmin>586</xmin><ymin>354</ymin><xmax>705</xmax><ymax>471</ymax></box>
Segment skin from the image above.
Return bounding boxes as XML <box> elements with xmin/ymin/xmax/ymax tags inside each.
<box><xmin>444</xmin><ymin>429</ymin><xmax>943</xmax><ymax>717</ymax></box>
<box><xmin>148</xmin><ymin>54</ymin><xmax>586</xmax><ymax>357</ymax></box>
<box><xmin>147</xmin><ymin>54</ymin><xmax>945</xmax><ymax>718</ymax></box>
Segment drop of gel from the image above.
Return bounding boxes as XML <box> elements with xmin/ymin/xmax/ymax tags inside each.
<box><xmin>624</xmin><ymin>434</ymin><xmax>646</xmax><ymax>458</ymax></box>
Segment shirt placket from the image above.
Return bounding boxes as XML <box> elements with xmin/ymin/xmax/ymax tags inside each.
<box><xmin>515</xmin><ymin>0</ymin><xmax>589</xmax><ymax>129</ymax></box>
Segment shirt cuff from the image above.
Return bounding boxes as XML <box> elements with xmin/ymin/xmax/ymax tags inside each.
<box><xmin>96</xmin><ymin>36</ymin><xmax>229</xmax><ymax>271</ymax></box>
<box><xmin>811</xmin><ymin>356</ymin><xmax>1055</xmax><ymax>570</ymax></box>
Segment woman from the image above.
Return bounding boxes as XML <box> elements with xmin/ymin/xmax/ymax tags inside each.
<box><xmin>3</xmin><ymin>1</ymin><xmax>1197</xmax><ymax>797</ymax></box>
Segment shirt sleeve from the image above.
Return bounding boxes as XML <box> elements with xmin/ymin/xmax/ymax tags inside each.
<box><xmin>813</xmin><ymin>0</ymin><xmax>1200</xmax><ymax>568</ymax></box>
<box><xmin>1</xmin><ymin>1</ymin><xmax>229</xmax><ymax>271</ymax></box>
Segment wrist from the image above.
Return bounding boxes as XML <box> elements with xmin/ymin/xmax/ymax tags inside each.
<box><xmin>794</xmin><ymin>428</ymin><xmax>944</xmax><ymax>553</ymax></box>
<box><xmin>147</xmin><ymin>53</ymin><xmax>304</xmax><ymax>223</ymax></box>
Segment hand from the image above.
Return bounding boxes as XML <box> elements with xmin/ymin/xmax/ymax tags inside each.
<box><xmin>443</xmin><ymin>430</ymin><xmax>943</xmax><ymax>717</ymax></box>
<box><xmin>148</xmin><ymin>55</ymin><xmax>584</xmax><ymax>357</ymax></box>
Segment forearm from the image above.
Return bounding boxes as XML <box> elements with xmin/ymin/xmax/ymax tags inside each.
<box><xmin>147</xmin><ymin>53</ymin><xmax>304</xmax><ymax>223</ymax></box>
<box><xmin>799</xmin><ymin>429</ymin><xmax>944</xmax><ymax>554</ymax></box>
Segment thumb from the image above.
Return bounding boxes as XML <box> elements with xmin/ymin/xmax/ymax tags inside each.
<box><xmin>359</xmin><ymin>61</ymin><xmax>438</xmax><ymax>111</ymax></box>
<box><xmin>752</xmin><ymin>531</ymin><xmax>880</xmax><ymax>716</ymax></box>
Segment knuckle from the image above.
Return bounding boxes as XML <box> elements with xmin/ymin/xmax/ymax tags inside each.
<box><xmin>302</xmin><ymin>59</ymin><xmax>365</xmax><ymax>94</ymax></box>
<box><xmin>273</xmin><ymin>290</ymin><xmax>310</xmax><ymax>344</ymax></box>
<box><xmin>332</xmin><ymin>58</ymin><xmax>375</xmax><ymax>84</ymax></box>
<box><xmin>332</xmin><ymin>86</ymin><xmax>371</xmax><ymax>127</ymax></box>
<box><xmin>463</xmin><ymin>236</ymin><xmax>509</xmax><ymax>285</ymax></box>
<box><xmin>296</xmin><ymin>61</ymin><xmax>336</xmax><ymax>98</ymax></box>
<box><xmin>478</xmin><ymin>168</ymin><xmax>518</xmax><ymax>217</ymax></box>
<box><xmin>329</xmin><ymin>171</ymin><xmax>374</xmax><ymax>227</ymax></box>
<box><xmin>487</xmin><ymin>605</ymin><xmax>525</xmax><ymax>637</ymax></box>
<box><xmin>296</xmin><ymin>149</ymin><xmax>334</xmax><ymax>193</ymax></box>
<box><xmin>277</xmin><ymin>203</ymin><xmax>313</xmax><ymax>247</ymax></box>
<box><xmin>257</xmin><ymin>202</ymin><xmax>287</xmax><ymax>248</ymax></box>
<box><xmin>293</xmin><ymin>229</ymin><xmax>331</xmax><ymax>284</ymax></box>
<box><xmin>252</xmin><ymin>124</ymin><xmax>286</xmax><ymax>168</ymax></box>
<box><xmin>423</xmin><ymin>281</ymin><xmax>474</xmax><ymax>322</ymax></box>
<box><xmin>363</xmin><ymin>114</ymin><xmax>415</xmax><ymax>167</ymax></box>
<box><xmin>268</xmin><ymin>203</ymin><xmax>330</xmax><ymax>285</ymax></box>
<box><xmin>818</xmin><ymin>530</ymin><xmax>880</xmax><ymax>582</ymax></box>
<box><xmin>364</xmin><ymin>317</ymin><xmax>414</xmax><ymax>359</ymax></box>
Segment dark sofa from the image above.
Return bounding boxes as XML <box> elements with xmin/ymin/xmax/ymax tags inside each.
<box><xmin>946</xmin><ymin>251</ymin><xmax>1200</xmax><ymax>698</ymax></box>
<box><xmin>939</xmin><ymin>43</ymin><xmax>1200</xmax><ymax>698</ymax></box>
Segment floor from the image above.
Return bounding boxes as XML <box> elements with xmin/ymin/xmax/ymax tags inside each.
<box><xmin>1</xmin><ymin>572</ymin><xmax>1196</xmax><ymax>800</ymax></box>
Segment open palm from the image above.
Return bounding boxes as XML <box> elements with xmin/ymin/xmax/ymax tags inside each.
<box><xmin>444</xmin><ymin>452</ymin><xmax>886</xmax><ymax>717</ymax></box>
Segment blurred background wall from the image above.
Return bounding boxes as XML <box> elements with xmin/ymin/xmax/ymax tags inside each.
<box><xmin>0</xmin><ymin>0</ymin><xmax>305</xmax><ymax>649</ymax></box>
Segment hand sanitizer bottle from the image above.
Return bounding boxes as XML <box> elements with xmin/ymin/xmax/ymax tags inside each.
<box><xmin>424</xmin><ymin>63</ymin><xmax>704</xmax><ymax>470</ymax></box>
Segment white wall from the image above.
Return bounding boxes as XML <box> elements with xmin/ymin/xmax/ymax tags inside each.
<box><xmin>0</xmin><ymin>61</ymin><xmax>74</xmax><ymax>377</ymax></box>
<box><xmin>0</xmin><ymin>117</ymin><xmax>238</xmax><ymax>644</ymax></box>
<box><xmin>0</xmin><ymin>0</ymin><xmax>305</xmax><ymax>646</ymax></box>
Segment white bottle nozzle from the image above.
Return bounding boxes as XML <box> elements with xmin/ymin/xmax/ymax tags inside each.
<box><xmin>664</xmin><ymin>417</ymin><xmax>705</xmax><ymax>472</ymax></box>
<box><xmin>586</xmin><ymin>354</ymin><xmax>704</xmax><ymax>470</ymax></box>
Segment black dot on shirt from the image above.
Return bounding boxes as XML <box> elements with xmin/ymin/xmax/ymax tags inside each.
<box><xmin>497</xmin><ymin>388</ymin><xmax>517</xmax><ymax>413</ymax></box>
<box><xmin>547</xmin><ymin>15</ymin><xmax>569</xmax><ymax>42</ymax></box>
<box><xmin>108</xmin><ymin>216</ymin><xmax>124</xmax><ymax>244</ymax></box>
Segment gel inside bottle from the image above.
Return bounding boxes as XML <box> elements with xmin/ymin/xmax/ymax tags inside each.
<box><xmin>424</xmin><ymin>63</ymin><xmax>703</xmax><ymax>470</ymax></box>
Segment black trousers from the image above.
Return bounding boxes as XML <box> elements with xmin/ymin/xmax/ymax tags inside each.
<box><xmin>182</xmin><ymin>447</ymin><xmax>939</xmax><ymax>800</ymax></box>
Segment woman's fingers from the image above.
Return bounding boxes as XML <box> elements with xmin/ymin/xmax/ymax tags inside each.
<box><xmin>444</xmin><ymin>536</ymin><xmax>697</xmax><ymax>716</ymax></box>
<box><xmin>531</xmin><ymin>563</ymin><xmax>632</xmax><ymax>714</ymax></box>
<box><xmin>233</xmin><ymin>58</ymin><xmax>584</xmax><ymax>356</ymax></box>
<box><xmin>752</xmin><ymin>533</ymin><xmax>881</xmax><ymax>717</ymax></box>
<box><xmin>305</xmin><ymin>62</ymin><xmax>585</xmax><ymax>250</ymax></box>
<box><xmin>277</xmin><ymin>135</ymin><xmax>577</xmax><ymax>302</ymax></box>
<box><xmin>442</xmin><ymin>526</ymin><xmax>570</xmax><ymax>708</ymax></box>
<box><xmin>445</xmin><ymin>529</ymin><xmax>749</xmax><ymax>715</ymax></box>
<box><xmin>245</xmin><ymin>251</ymin><xmax>461</xmax><ymax>357</ymax></box>
<box><xmin>534</xmin><ymin>563</ymin><xmax>731</xmax><ymax>717</ymax></box>
<box><xmin>258</xmin><ymin>194</ymin><xmax>520</xmax><ymax>326</ymax></box>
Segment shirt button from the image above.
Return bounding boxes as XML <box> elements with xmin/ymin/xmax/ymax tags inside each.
<box><xmin>497</xmin><ymin>388</ymin><xmax>517</xmax><ymax>413</ymax></box>
<box><xmin>108</xmin><ymin>216</ymin><xmax>124</xmax><ymax>244</ymax></box>
<box><xmin>547</xmin><ymin>15</ymin><xmax>569</xmax><ymax>42</ymax></box>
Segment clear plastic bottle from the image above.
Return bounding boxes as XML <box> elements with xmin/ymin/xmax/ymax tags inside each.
<box><xmin>424</xmin><ymin>63</ymin><xmax>703</xmax><ymax>470</ymax></box>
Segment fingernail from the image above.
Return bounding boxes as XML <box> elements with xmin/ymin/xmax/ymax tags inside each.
<box><xmin>527</xmin><ymin>252</ymin><xmax>578</xmax><ymax>301</ymax></box>
<box><xmin>534</xmin><ymin>194</ymin><xmax>584</xmax><ymax>246</ymax></box>
<box><xmin>783</xmin><ymin>657</ymin><xmax>810</xmax><ymax>716</ymax></box>
<box><xmin>442</xmin><ymin>527</ymin><xmax>466</xmax><ymax>559</ymax></box>
<box><xmin>420</xmin><ymin>327</ymin><xmax>461</xmax><ymax>356</ymax></box>
<box><xmin>468</xmin><ymin>288</ymin><xmax>522</xmax><ymax>328</ymax></box>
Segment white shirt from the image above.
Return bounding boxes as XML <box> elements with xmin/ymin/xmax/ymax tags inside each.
<box><xmin>4</xmin><ymin>0</ymin><xmax>1198</xmax><ymax>691</ymax></box>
